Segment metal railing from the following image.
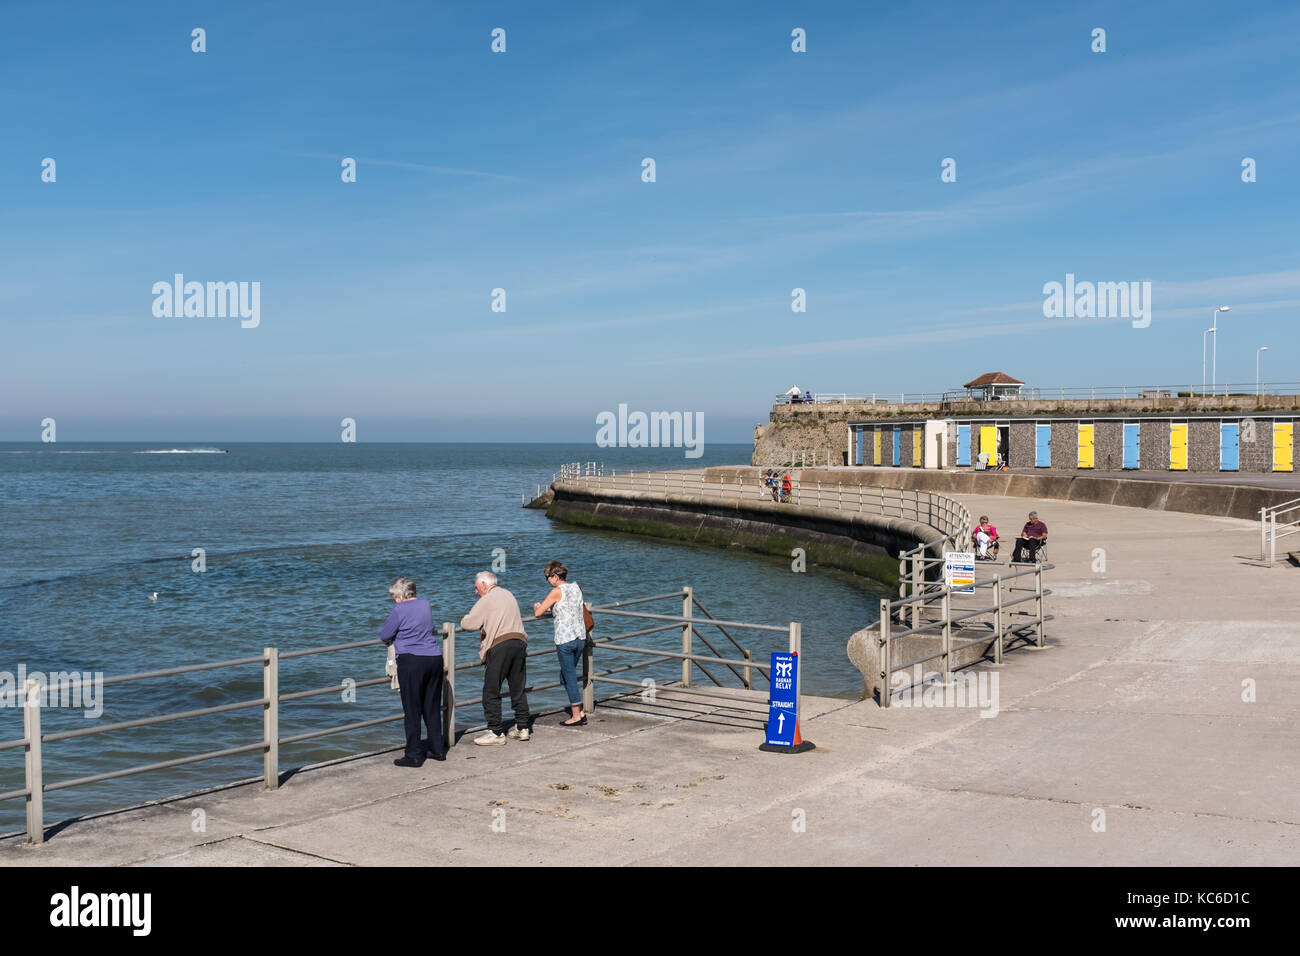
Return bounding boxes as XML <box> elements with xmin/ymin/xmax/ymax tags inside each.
<box><xmin>877</xmin><ymin>561</ymin><xmax>1054</xmax><ymax>707</ymax></box>
<box><xmin>774</xmin><ymin>383</ymin><xmax>1300</xmax><ymax>407</ymax></box>
<box><xmin>556</xmin><ymin>469</ymin><xmax>971</xmax><ymax>548</ymax></box>
<box><xmin>1</xmin><ymin>587</ymin><xmax>794</xmax><ymax>845</ymax></box>
<box><xmin>775</xmin><ymin>392</ymin><xmax>937</xmax><ymax>406</ymax></box>
<box><xmin>941</xmin><ymin>382</ymin><xmax>1300</xmax><ymax>403</ymax></box>
<box><xmin>527</xmin><ymin>461</ymin><xmax>604</xmax><ymax>504</ymax></box>
<box><xmin>760</xmin><ymin>449</ymin><xmax>840</xmax><ymax>469</ymax></box>
<box><xmin>1260</xmin><ymin>497</ymin><xmax>1300</xmax><ymax>565</ymax></box>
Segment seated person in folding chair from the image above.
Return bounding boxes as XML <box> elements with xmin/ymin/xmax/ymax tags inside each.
<box><xmin>1011</xmin><ymin>511</ymin><xmax>1048</xmax><ymax>563</ymax></box>
<box><xmin>973</xmin><ymin>516</ymin><xmax>999</xmax><ymax>561</ymax></box>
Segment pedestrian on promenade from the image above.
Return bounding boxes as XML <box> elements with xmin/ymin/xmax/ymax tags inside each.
<box><xmin>378</xmin><ymin>576</ymin><xmax>446</xmax><ymax>767</ymax></box>
<box><xmin>1011</xmin><ymin>511</ymin><xmax>1048</xmax><ymax>563</ymax></box>
<box><xmin>974</xmin><ymin>516</ymin><xmax>999</xmax><ymax>560</ymax></box>
<box><xmin>460</xmin><ymin>571</ymin><xmax>531</xmax><ymax>745</ymax></box>
<box><xmin>532</xmin><ymin>560</ymin><xmax>588</xmax><ymax>727</ymax></box>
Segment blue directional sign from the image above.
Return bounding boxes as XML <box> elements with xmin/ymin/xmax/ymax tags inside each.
<box><xmin>766</xmin><ymin>651</ymin><xmax>799</xmax><ymax>746</ymax></box>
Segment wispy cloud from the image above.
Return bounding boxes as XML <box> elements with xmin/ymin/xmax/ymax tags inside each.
<box><xmin>289</xmin><ymin>152</ymin><xmax>520</xmax><ymax>182</ymax></box>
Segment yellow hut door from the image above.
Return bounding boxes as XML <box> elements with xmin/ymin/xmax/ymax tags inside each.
<box><xmin>1077</xmin><ymin>423</ymin><xmax>1095</xmax><ymax>469</ymax></box>
<box><xmin>979</xmin><ymin>426</ymin><xmax>997</xmax><ymax>466</ymax></box>
<box><xmin>1170</xmin><ymin>423</ymin><xmax>1188</xmax><ymax>471</ymax></box>
<box><xmin>873</xmin><ymin>429</ymin><xmax>882</xmax><ymax>466</ymax></box>
<box><xmin>1274</xmin><ymin>422</ymin><xmax>1294</xmax><ymax>472</ymax></box>
<box><xmin>913</xmin><ymin>428</ymin><xmax>923</xmax><ymax>467</ymax></box>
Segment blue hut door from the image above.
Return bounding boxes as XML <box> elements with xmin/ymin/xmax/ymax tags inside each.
<box><xmin>1123</xmin><ymin>423</ymin><xmax>1140</xmax><ymax>469</ymax></box>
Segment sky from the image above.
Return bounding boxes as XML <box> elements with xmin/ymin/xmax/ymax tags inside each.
<box><xmin>2</xmin><ymin>0</ymin><xmax>1299</xmax><ymax>442</ymax></box>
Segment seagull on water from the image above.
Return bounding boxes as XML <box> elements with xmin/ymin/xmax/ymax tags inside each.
<box><xmin>148</xmin><ymin>592</ymin><xmax>158</xmax><ymax>602</ymax></box>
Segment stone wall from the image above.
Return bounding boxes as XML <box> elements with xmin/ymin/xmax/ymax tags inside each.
<box><xmin>1009</xmin><ymin>422</ymin><xmax>1037</xmax><ymax>468</ymax></box>
<box><xmin>1141</xmin><ymin>419</ymin><xmax>1170</xmax><ymax>470</ymax></box>
<box><xmin>1240</xmin><ymin>420</ymin><xmax>1269</xmax><ymax>472</ymax></box>
<box><xmin>1050</xmin><ymin>422</ymin><xmax>1075</xmax><ymax>469</ymax></box>
<box><xmin>754</xmin><ymin>408</ymin><xmax>847</xmax><ymax>466</ymax></box>
<box><xmin>1093</xmin><ymin>421</ymin><xmax>1123</xmax><ymax>472</ymax></box>
<box><xmin>1188</xmin><ymin>419</ymin><xmax>1220</xmax><ymax>472</ymax></box>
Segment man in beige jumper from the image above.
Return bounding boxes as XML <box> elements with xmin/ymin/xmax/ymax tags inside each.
<box><xmin>460</xmin><ymin>571</ymin><xmax>531</xmax><ymax>745</ymax></box>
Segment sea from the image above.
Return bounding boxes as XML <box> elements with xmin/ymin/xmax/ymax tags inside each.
<box><xmin>0</xmin><ymin>442</ymin><xmax>887</xmax><ymax>832</ymax></box>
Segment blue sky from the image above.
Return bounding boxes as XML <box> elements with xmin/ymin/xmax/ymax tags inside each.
<box><xmin>2</xmin><ymin>0</ymin><xmax>1299</xmax><ymax>441</ymax></box>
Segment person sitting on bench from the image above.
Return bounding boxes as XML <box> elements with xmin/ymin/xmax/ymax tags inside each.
<box><xmin>973</xmin><ymin>516</ymin><xmax>999</xmax><ymax>560</ymax></box>
<box><xmin>1011</xmin><ymin>511</ymin><xmax>1048</xmax><ymax>563</ymax></box>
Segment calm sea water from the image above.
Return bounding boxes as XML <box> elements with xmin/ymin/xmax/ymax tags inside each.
<box><xmin>0</xmin><ymin>442</ymin><xmax>885</xmax><ymax>831</ymax></box>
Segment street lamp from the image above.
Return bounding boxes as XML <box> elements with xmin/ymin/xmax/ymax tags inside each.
<box><xmin>1211</xmin><ymin>306</ymin><xmax>1230</xmax><ymax>395</ymax></box>
<box><xmin>1257</xmin><ymin>346</ymin><xmax>1269</xmax><ymax>396</ymax></box>
<box><xmin>1202</xmin><ymin>328</ymin><xmax>1215</xmax><ymax>396</ymax></box>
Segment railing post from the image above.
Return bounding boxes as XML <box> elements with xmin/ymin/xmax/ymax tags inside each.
<box><xmin>581</xmin><ymin>607</ymin><xmax>595</xmax><ymax>712</ymax></box>
<box><xmin>911</xmin><ymin>552</ymin><xmax>922</xmax><ymax>630</ymax></box>
<box><xmin>1260</xmin><ymin>507</ymin><xmax>1268</xmax><ymax>563</ymax></box>
<box><xmin>1271</xmin><ymin>512</ymin><xmax>1277</xmax><ymax>566</ymax></box>
<box><xmin>993</xmin><ymin>574</ymin><xmax>1004</xmax><ymax>664</ymax></box>
<box><xmin>263</xmin><ymin>647</ymin><xmax>279</xmax><ymax>790</ymax></box>
<box><xmin>743</xmin><ymin>648</ymin><xmax>753</xmax><ymax>690</ymax></box>
<box><xmin>443</xmin><ymin>622</ymin><xmax>457</xmax><ymax>746</ymax></box>
<box><xmin>941</xmin><ymin>589</ymin><xmax>952</xmax><ymax>683</ymax></box>
<box><xmin>879</xmin><ymin>599</ymin><xmax>892</xmax><ymax>708</ymax></box>
<box><xmin>23</xmin><ymin>678</ymin><xmax>43</xmax><ymax>845</ymax></box>
<box><xmin>1035</xmin><ymin>566</ymin><xmax>1046</xmax><ymax>647</ymax></box>
<box><xmin>681</xmin><ymin>586</ymin><xmax>693</xmax><ymax>687</ymax></box>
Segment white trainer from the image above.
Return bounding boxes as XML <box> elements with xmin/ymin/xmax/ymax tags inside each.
<box><xmin>474</xmin><ymin>730</ymin><xmax>507</xmax><ymax>746</ymax></box>
<box><xmin>507</xmin><ymin>727</ymin><xmax>531</xmax><ymax>741</ymax></box>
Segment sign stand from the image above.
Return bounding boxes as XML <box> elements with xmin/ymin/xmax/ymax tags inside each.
<box><xmin>759</xmin><ymin>650</ymin><xmax>815</xmax><ymax>754</ymax></box>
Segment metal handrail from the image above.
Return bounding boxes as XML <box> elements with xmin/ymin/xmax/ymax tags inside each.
<box><xmin>42</xmin><ymin>697</ymin><xmax>267</xmax><ymax>743</ymax></box>
<box><xmin>690</xmin><ymin>595</ymin><xmax>771</xmax><ymax>682</ymax></box>
<box><xmin>594</xmin><ymin>607</ymin><xmax>788</xmax><ymax>632</ymax></box>
<box><xmin>878</xmin><ymin>562</ymin><xmax>1054</xmax><ymax>707</ymax></box>
<box><xmin>558</xmin><ymin>471</ymin><xmax>970</xmax><ymax>542</ymax></box>
<box><xmin>777</xmin><ymin>383</ymin><xmax>1300</xmax><ymax>407</ymax></box>
<box><xmin>1260</xmin><ymin>497</ymin><xmax>1300</xmax><ymax>565</ymax></box>
<box><xmin>3</xmin><ymin>587</ymin><xmax>797</xmax><ymax>846</ymax></box>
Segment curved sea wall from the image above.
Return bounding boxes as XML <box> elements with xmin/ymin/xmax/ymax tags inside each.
<box><xmin>546</xmin><ymin>482</ymin><xmax>947</xmax><ymax>587</ymax></box>
<box><xmin>731</xmin><ymin>466</ymin><xmax>1292</xmax><ymax>522</ymax></box>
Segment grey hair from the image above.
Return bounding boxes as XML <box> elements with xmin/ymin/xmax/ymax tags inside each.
<box><xmin>475</xmin><ymin>570</ymin><xmax>498</xmax><ymax>588</ymax></box>
<box><xmin>389</xmin><ymin>576</ymin><xmax>416</xmax><ymax>599</ymax></box>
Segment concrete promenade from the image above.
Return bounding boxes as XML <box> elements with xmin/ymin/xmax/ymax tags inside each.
<box><xmin>2</xmin><ymin>487</ymin><xmax>1296</xmax><ymax>865</ymax></box>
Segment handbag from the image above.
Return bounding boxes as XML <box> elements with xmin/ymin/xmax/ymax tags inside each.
<box><xmin>385</xmin><ymin>643</ymin><xmax>399</xmax><ymax>690</ymax></box>
<box><xmin>583</xmin><ymin>602</ymin><xmax>595</xmax><ymax>651</ymax></box>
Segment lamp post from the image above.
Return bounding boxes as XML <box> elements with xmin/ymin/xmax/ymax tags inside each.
<box><xmin>1211</xmin><ymin>306</ymin><xmax>1230</xmax><ymax>395</ymax></box>
<box><xmin>1202</xmin><ymin>328</ymin><xmax>1215</xmax><ymax>396</ymax></box>
<box><xmin>1257</xmin><ymin>346</ymin><xmax>1268</xmax><ymax>396</ymax></box>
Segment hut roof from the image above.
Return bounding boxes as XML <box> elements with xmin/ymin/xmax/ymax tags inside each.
<box><xmin>963</xmin><ymin>372</ymin><xmax>1024</xmax><ymax>388</ymax></box>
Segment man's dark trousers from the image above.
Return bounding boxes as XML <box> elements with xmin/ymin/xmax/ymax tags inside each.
<box><xmin>397</xmin><ymin>653</ymin><xmax>445</xmax><ymax>760</ymax></box>
<box><xmin>483</xmin><ymin>639</ymin><xmax>530</xmax><ymax>734</ymax></box>
<box><xmin>1011</xmin><ymin>537</ymin><xmax>1043</xmax><ymax>562</ymax></box>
